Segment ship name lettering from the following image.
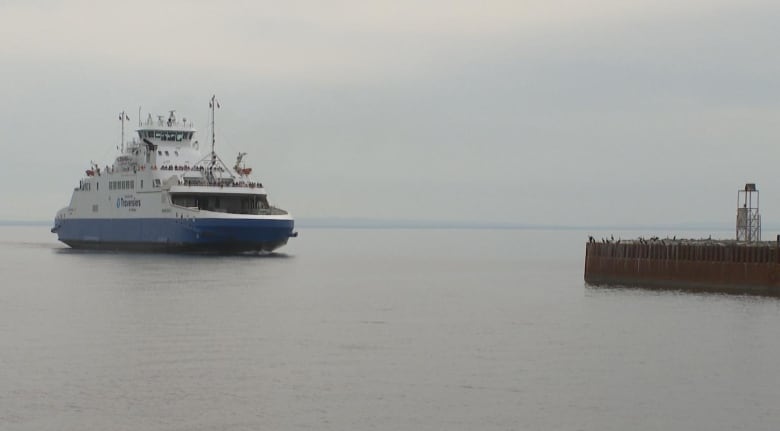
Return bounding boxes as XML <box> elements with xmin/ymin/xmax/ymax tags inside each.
<box><xmin>117</xmin><ymin>197</ymin><xmax>142</xmax><ymax>208</ymax></box>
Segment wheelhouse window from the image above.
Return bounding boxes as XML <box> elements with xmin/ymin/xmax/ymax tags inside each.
<box><xmin>141</xmin><ymin>130</ymin><xmax>191</xmax><ymax>141</ymax></box>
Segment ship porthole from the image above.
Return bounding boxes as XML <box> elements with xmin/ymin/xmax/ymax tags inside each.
<box><xmin>193</xmin><ymin>142</ymin><xmax>199</xmax><ymax>150</ymax></box>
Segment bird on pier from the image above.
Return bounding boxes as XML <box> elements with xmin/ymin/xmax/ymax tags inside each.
<box><xmin>588</xmin><ymin>236</ymin><xmax>595</xmax><ymax>243</ymax></box>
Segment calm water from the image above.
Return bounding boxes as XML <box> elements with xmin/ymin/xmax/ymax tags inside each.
<box><xmin>1</xmin><ymin>226</ymin><xmax>779</xmax><ymax>430</ymax></box>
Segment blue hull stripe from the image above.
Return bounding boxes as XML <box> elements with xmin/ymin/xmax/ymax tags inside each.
<box><xmin>54</xmin><ymin>217</ymin><xmax>294</xmax><ymax>250</ymax></box>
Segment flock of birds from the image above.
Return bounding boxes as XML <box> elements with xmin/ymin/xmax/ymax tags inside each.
<box><xmin>588</xmin><ymin>235</ymin><xmax>714</xmax><ymax>245</ymax></box>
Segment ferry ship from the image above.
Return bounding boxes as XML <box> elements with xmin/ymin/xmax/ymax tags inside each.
<box><xmin>51</xmin><ymin>97</ymin><xmax>296</xmax><ymax>252</ymax></box>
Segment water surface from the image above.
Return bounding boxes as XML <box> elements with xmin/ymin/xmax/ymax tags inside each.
<box><xmin>1</xmin><ymin>226</ymin><xmax>779</xmax><ymax>430</ymax></box>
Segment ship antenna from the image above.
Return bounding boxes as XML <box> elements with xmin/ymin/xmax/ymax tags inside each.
<box><xmin>118</xmin><ymin>110</ymin><xmax>130</xmax><ymax>153</ymax></box>
<box><xmin>209</xmin><ymin>95</ymin><xmax>220</xmax><ymax>156</ymax></box>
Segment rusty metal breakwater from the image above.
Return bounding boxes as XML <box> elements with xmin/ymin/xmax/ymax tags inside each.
<box><xmin>584</xmin><ymin>240</ymin><xmax>780</xmax><ymax>295</ymax></box>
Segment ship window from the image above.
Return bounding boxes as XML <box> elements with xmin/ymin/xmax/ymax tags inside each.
<box><xmin>96</xmin><ymin>182</ymin><xmax>99</xmax><ymax>190</ymax></box>
<box><xmin>174</xmin><ymin>150</ymin><xmax>179</xmax><ymax>156</ymax></box>
<box><xmin>158</xmin><ymin>150</ymin><xmax>162</xmax><ymax>155</ymax></box>
<box><xmin>165</xmin><ymin>151</ymin><xmax>169</xmax><ymax>156</ymax></box>
<box><xmin>131</xmin><ymin>180</ymin><xmax>134</xmax><ymax>189</ymax></box>
<box><xmin>176</xmin><ymin>133</ymin><xmax>183</xmax><ymax>141</ymax></box>
<box><xmin>154</xmin><ymin>131</ymin><xmax>161</xmax><ymax>138</ymax></box>
<box><xmin>140</xmin><ymin>180</ymin><xmax>143</xmax><ymax>189</ymax></box>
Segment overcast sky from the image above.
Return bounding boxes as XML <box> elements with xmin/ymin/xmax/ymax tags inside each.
<box><xmin>2</xmin><ymin>0</ymin><xmax>780</xmax><ymax>227</ymax></box>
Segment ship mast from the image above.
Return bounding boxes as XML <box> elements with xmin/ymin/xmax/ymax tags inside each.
<box><xmin>209</xmin><ymin>95</ymin><xmax>220</xmax><ymax>157</ymax></box>
<box><xmin>118</xmin><ymin>111</ymin><xmax>129</xmax><ymax>153</ymax></box>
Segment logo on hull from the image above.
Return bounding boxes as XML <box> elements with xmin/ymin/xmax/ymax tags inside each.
<box><xmin>117</xmin><ymin>197</ymin><xmax>142</xmax><ymax>208</ymax></box>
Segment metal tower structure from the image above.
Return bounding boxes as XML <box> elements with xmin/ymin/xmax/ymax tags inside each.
<box><xmin>736</xmin><ymin>183</ymin><xmax>761</xmax><ymax>242</ymax></box>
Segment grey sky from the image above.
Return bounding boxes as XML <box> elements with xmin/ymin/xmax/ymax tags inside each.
<box><xmin>2</xmin><ymin>0</ymin><xmax>780</xmax><ymax>226</ymax></box>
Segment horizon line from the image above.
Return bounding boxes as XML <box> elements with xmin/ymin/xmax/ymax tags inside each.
<box><xmin>0</xmin><ymin>217</ymin><xmax>750</xmax><ymax>232</ymax></box>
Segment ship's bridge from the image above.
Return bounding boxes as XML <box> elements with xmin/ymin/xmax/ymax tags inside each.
<box><xmin>136</xmin><ymin>110</ymin><xmax>196</xmax><ymax>146</ymax></box>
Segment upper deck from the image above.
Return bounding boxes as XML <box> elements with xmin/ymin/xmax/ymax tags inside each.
<box><xmin>78</xmin><ymin>103</ymin><xmax>265</xmax><ymax>191</ymax></box>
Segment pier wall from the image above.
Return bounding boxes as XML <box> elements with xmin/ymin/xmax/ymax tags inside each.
<box><xmin>584</xmin><ymin>242</ymin><xmax>780</xmax><ymax>295</ymax></box>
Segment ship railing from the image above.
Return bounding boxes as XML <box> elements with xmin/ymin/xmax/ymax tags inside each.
<box><xmin>169</xmin><ymin>203</ymin><xmax>287</xmax><ymax>216</ymax></box>
<box><xmin>180</xmin><ymin>179</ymin><xmax>264</xmax><ymax>189</ymax></box>
<box><xmin>224</xmin><ymin>207</ymin><xmax>288</xmax><ymax>215</ymax></box>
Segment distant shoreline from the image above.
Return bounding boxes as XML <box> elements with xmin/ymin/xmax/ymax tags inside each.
<box><xmin>0</xmin><ymin>218</ymin><xmax>741</xmax><ymax>232</ymax></box>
